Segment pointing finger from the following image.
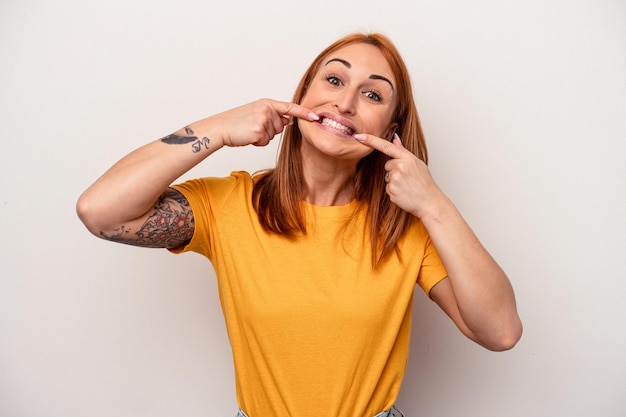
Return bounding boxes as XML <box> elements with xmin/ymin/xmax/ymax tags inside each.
<box><xmin>268</xmin><ymin>99</ymin><xmax>319</xmax><ymax>122</ymax></box>
<box><xmin>354</xmin><ymin>133</ymin><xmax>405</xmax><ymax>159</ymax></box>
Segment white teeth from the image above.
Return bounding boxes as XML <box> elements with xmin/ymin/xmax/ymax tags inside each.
<box><xmin>321</xmin><ymin>118</ymin><xmax>354</xmax><ymax>135</ymax></box>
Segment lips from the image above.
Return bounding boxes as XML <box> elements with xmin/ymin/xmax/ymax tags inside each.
<box><xmin>317</xmin><ymin>113</ymin><xmax>356</xmax><ymax>136</ymax></box>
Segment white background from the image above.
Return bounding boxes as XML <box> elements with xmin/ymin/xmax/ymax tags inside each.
<box><xmin>1</xmin><ymin>1</ymin><xmax>625</xmax><ymax>416</ymax></box>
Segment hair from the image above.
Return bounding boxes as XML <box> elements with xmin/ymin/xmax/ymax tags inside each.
<box><xmin>252</xmin><ymin>32</ymin><xmax>428</xmax><ymax>267</ymax></box>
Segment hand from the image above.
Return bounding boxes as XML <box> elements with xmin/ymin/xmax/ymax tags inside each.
<box><xmin>354</xmin><ymin>133</ymin><xmax>446</xmax><ymax>219</ymax></box>
<box><xmin>212</xmin><ymin>99</ymin><xmax>319</xmax><ymax>147</ymax></box>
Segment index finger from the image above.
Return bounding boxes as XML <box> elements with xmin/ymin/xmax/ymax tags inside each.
<box><xmin>354</xmin><ymin>133</ymin><xmax>404</xmax><ymax>159</ymax></box>
<box><xmin>267</xmin><ymin>99</ymin><xmax>320</xmax><ymax>122</ymax></box>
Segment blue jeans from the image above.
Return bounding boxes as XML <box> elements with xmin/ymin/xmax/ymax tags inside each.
<box><xmin>236</xmin><ymin>404</ymin><xmax>405</xmax><ymax>417</ymax></box>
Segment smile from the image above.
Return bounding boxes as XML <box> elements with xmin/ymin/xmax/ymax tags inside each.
<box><xmin>320</xmin><ymin>117</ymin><xmax>355</xmax><ymax>136</ymax></box>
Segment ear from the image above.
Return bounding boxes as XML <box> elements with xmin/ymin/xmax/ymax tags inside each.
<box><xmin>384</xmin><ymin>122</ymin><xmax>399</xmax><ymax>141</ymax></box>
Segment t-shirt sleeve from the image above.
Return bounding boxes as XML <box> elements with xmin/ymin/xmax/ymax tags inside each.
<box><xmin>167</xmin><ymin>172</ymin><xmax>250</xmax><ymax>259</ymax></box>
<box><xmin>416</xmin><ymin>230</ymin><xmax>448</xmax><ymax>296</ymax></box>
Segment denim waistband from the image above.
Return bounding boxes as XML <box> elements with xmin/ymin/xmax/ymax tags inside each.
<box><xmin>236</xmin><ymin>404</ymin><xmax>405</xmax><ymax>417</ymax></box>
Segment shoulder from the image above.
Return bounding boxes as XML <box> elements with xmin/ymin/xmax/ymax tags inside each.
<box><xmin>395</xmin><ymin>218</ymin><xmax>432</xmax><ymax>247</ymax></box>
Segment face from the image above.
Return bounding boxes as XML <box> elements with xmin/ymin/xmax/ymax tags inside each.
<box><xmin>298</xmin><ymin>43</ymin><xmax>397</xmax><ymax>162</ymax></box>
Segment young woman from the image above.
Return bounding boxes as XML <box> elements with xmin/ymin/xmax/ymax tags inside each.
<box><xmin>77</xmin><ymin>32</ymin><xmax>522</xmax><ymax>417</ymax></box>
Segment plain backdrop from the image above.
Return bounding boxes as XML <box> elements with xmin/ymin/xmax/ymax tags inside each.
<box><xmin>1</xmin><ymin>1</ymin><xmax>625</xmax><ymax>416</ymax></box>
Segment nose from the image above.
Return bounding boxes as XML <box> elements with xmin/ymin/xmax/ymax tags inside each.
<box><xmin>333</xmin><ymin>88</ymin><xmax>357</xmax><ymax>115</ymax></box>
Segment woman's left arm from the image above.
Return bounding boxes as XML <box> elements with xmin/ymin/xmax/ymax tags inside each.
<box><xmin>355</xmin><ymin>133</ymin><xmax>522</xmax><ymax>351</ymax></box>
<box><xmin>421</xmin><ymin>199</ymin><xmax>522</xmax><ymax>351</ymax></box>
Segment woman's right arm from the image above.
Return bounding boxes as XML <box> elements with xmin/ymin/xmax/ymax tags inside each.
<box><xmin>76</xmin><ymin>99</ymin><xmax>318</xmax><ymax>248</ymax></box>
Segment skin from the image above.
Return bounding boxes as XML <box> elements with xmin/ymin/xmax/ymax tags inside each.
<box><xmin>77</xmin><ymin>42</ymin><xmax>522</xmax><ymax>351</ymax></box>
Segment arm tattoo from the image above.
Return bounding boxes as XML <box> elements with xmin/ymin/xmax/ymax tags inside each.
<box><xmin>99</xmin><ymin>226</ymin><xmax>132</xmax><ymax>242</ymax></box>
<box><xmin>135</xmin><ymin>188</ymin><xmax>195</xmax><ymax>247</ymax></box>
<box><xmin>161</xmin><ymin>126</ymin><xmax>211</xmax><ymax>153</ymax></box>
<box><xmin>100</xmin><ymin>188</ymin><xmax>195</xmax><ymax>248</ymax></box>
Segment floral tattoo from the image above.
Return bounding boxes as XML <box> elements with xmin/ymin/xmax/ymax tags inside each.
<box><xmin>100</xmin><ymin>188</ymin><xmax>194</xmax><ymax>248</ymax></box>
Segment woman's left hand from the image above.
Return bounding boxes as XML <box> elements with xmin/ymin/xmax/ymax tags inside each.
<box><xmin>354</xmin><ymin>133</ymin><xmax>445</xmax><ymax>219</ymax></box>
<box><xmin>356</xmin><ymin>131</ymin><xmax>523</xmax><ymax>351</ymax></box>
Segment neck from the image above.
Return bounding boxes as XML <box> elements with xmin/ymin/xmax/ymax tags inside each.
<box><xmin>302</xmin><ymin>158</ymin><xmax>357</xmax><ymax>206</ymax></box>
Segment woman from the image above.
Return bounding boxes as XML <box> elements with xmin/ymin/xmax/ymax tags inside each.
<box><xmin>77</xmin><ymin>33</ymin><xmax>522</xmax><ymax>417</ymax></box>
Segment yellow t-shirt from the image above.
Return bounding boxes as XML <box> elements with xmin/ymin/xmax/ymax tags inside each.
<box><xmin>171</xmin><ymin>171</ymin><xmax>447</xmax><ymax>417</ymax></box>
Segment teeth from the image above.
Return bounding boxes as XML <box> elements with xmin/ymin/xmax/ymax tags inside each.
<box><xmin>321</xmin><ymin>118</ymin><xmax>354</xmax><ymax>135</ymax></box>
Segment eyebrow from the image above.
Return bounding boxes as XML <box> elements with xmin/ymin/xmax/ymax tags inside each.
<box><xmin>324</xmin><ymin>58</ymin><xmax>395</xmax><ymax>91</ymax></box>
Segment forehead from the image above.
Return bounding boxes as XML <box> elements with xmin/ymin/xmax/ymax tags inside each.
<box><xmin>321</xmin><ymin>43</ymin><xmax>395</xmax><ymax>82</ymax></box>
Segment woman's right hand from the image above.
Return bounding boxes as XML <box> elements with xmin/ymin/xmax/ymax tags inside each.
<box><xmin>207</xmin><ymin>99</ymin><xmax>319</xmax><ymax>148</ymax></box>
<box><xmin>77</xmin><ymin>99</ymin><xmax>318</xmax><ymax>245</ymax></box>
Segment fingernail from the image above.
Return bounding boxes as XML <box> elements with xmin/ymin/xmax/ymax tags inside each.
<box><xmin>354</xmin><ymin>134</ymin><xmax>366</xmax><ymax>141</ymax></box>
<box><xmin>309</xmin><ymin>112</ymin><xmax>320</xmax><ymax>121</ymax></box>
<box><xmin>394</xmin><ymin>133</ymin><xmax>401</xmax><ymax>144</ymax></box>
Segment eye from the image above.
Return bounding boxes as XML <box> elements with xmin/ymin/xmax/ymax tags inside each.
<box><xmin>326</xmin><ymin>74</ymin><xmax>342</xmax><ymax>86</ymax></box>
<box><xmin>364</xmin><ymin>90</ymin><xmax>382</xmax><ymax>102</ymax></box>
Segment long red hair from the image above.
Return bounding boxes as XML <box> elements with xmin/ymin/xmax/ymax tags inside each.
<box><xmin>253</xmin><ymin>32</ymin><xmax>428</xmax><ymax>266</ymax></box>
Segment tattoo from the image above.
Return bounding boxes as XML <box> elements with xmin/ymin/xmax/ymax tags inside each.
<box><xmin>99</xmin><ymin>188</ymin><xmax>194</xmax><ymax>248</ymax></box>
<box><xmin>100</xmin><ymin>225</ymin><xmax>132</xmax><ymax>242</ymax></box>
<box><xmin>161</xmin><ymin>134</ymin><xmax>197</xmax><ymax>145</ymax></box>
<box><xmin>192</xmin><ymin>137</ymin><xmax>210</xmax><ymax>153</ymax></box>
<box><xmin>161</xmin><ymin>126</ymin><xmax>211</xmax><ymax>153</ymax></box>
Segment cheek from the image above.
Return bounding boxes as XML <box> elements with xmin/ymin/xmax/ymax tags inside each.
<box><xmin>299</xmin><ymin>88</ymin><xmax>323</xmax><ymax>108</ymax></box>
<box><xmin>298</xmin><ymin>96</ymin><xmax>314</xmax><ymax>112</ymax></box>
<box><xmin>366</xmin><ymin>111</ymin><xmax>395</xmax><ymax>137</ymax></box>
<box><xmin>300</xmin><ymin>77</ymin><xmax>333</xmax><ymax>105</ymax></box>
<box><xmin>296</xmin><ymin>118</ymin><xmax>316</xmax><ymax>141</ymax></box>
<box><xmin>382</xmin><ymin>107</ymin><xmax>398</xmax><ymax>134</ymax></box>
